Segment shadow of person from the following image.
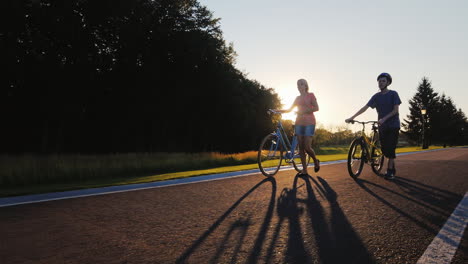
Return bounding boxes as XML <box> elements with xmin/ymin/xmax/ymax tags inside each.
<box><xmin>210</xmin><ymin>217</ymin><xmax>252</xmax><ymax>264</ymax></box>
<box><xmin>392</xmin><ymin>177</ymin><xmax>462</xmax><ymax>213</ymax></box>
<box><xmin>301</xmin><ymin>175</ymin><xmax>375</xmax><ymax>264</ymax></box>
<box><xmin>176</xmin><ymin>177</ymin><xmax>276</xmax><ymax>264</ymax></box>
<box><xmin>263</xmin><ymin>174</ymin><xmax>312</xmax><ymax>264</ymax></box>
<box><xmin>353</xmin><ymin>177</ymin><xmax>459</xmax><ymax>239</ymax></box>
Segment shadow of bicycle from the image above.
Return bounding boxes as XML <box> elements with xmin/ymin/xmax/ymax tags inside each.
<box><xmin>177</xmin><ymin>173</ymin><xmax>375</xmax><ymax>264</ymax></box>
<box><xmin>176</xmin><ymin>177</ymin><xmax>277</xmax><ymax>264</ymax></box>
<box><xmin>298</xmin><ymin>174</ymin><xmax>375</xmax><ymax>264</ymax></box>
<box><xmin>353</xmin><ymin>176</ymin><xmax>463</xmax><ymax>243</ymax></box>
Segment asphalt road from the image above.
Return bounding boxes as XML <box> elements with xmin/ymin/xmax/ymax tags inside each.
<box><xmin>1</xmin><ymin>148</ymin><xmax>467</xmax><ymax>264</ymax></box>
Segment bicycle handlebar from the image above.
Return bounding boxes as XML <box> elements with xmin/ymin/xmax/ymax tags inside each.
<box><xmin>347</xmin><ymin>120</ymin><xmax>379</xmax><ymax>125</ymax></box>
<box><xmin>267</xmin><ymin>109</ymin><xmax>282</xmax><ymax>115</ymax></box>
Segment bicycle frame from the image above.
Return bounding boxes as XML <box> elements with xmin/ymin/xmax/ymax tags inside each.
<box><xmin>347</xmin><ymin>120</ymin><xmax>385</xmax><ymax>178</ymax></box>
<box><xmin>351</xmin><ymin>121</ymin><xmax>383</xmax><ymax>165</ymax></box>
<box><xmin>358</xmin><ymin>123</ymin><xmax>380</xmax><ymax>161</ymax></box>
<box><xmin>270</xmin><ymin>118</ymin><xmax>298</xmax><ymax>161</ymax></box>
<box><xmin>258</xmin><ymin>110</ymin><xmax>313</xmax><ymax>177</ymax></box>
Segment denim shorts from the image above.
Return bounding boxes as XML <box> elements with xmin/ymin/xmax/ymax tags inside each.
<box><xmin>295</xmin><ymin>125</ymin><xmax>316</xmax><ymax>136</ymax></box>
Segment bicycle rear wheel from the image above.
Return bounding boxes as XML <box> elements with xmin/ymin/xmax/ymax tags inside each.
<box><xmin>347</xmin><ymin>138</ymin><xmax>365</xmax><ymax>178</ymax></box>
<box><xmin>258</xmin><ymin>134</ymin><xmax>284</xmax><ymax>177</ymax></box>
<box><xmin>292</xmin><ymin>141</ymin><xmax>311</xmax><ymax>173</ymax></box>
<box><xmin>371</xmin><ymin>146</ymin><xmax>385</xmax><ymax>176</ymax></box>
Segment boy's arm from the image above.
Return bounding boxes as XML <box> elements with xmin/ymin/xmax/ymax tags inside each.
<box><xmin>378</xmin><ymin>104</ymin><xmax>399</xmax><ymax>125</ymax></box>
<box><xmin>345</xmin><ymin>105</ymin><xmax>369</xmax><ymax>123</ymax></box>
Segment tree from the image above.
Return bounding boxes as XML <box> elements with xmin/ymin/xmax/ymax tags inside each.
<box><xmin>402</xmin><ymin>77</ymin><xmax>468</xmax><ymax>147</ymax></box>
<box><xmin>432</xmin><ymin>95</ymin><xmax>468</xmax><ymax>146</ymax></box>
<box><xmin>402</xmin><ymin>77</ymin><xmax>439</xmax><ymax>146</ymax></box>
<box><xmin>1</xmin><ymin>0</ymin><xmax>281</xmax><ymax>154</ymax></box>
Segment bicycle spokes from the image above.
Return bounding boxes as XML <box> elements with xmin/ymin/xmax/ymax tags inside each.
<box><xmin>258</xmin><ymin>134</ymin><xmax>284</xmax><ymax>177</ymax></box>
<box><xmin>347</xmin><ymin>139</ymin><xmax>365</xmax><ymax>178</ymax></box>
<box><xmin>371</xmin><ymin>147</ymin><xmax>385</xmax><ymax>175</ymax></box>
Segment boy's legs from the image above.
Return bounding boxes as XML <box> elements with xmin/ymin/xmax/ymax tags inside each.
<box><xmin>380</xmin><ymin>127</ymin><xmax>399</xmax><ymax>178</ymax></box>
<box><xmin>388</xmin><ymin>158</ymin><xmax>395</xmax><ymax>169</ymax></box>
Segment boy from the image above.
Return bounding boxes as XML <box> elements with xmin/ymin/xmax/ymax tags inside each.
<box><xmin>345</xmin><ymin>72</ymin><xmax>401</xmax><ymax>179</ymax></box>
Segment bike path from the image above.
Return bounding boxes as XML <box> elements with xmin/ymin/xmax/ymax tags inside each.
<box><xmin>0</xmin><ymin>149</ymin><xmax>442</xmax><ymax>208</ymax></box>
<box><xmin>0</xmin><ymin>148</ymin><xmax>466</xmax><ymax>263</ymax></box>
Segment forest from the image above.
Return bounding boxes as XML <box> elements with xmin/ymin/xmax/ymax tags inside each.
<box><xmin>2</xmin><ymin>0</ymin><xmax>467</xmax><ymax>155</ymax></box>
<box><xmin>2</xmin><ymin>0</ymin><xmax>282</xmax><ymax>154</ymax></box>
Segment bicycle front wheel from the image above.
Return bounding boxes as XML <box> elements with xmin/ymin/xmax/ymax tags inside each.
<box><xmin>258</xmin><ymin>134</ymin><xmax>284</xmax><ymax>177</ymax></box>
<box><xmin>347</xmin><ymin>138</ymin><xmax>365</xmax><ymax>178</ymax></box>
<box><xmin>371</xmin><ymin>146</ymin><xmax>385</xmax><ymax>176</ymax></box>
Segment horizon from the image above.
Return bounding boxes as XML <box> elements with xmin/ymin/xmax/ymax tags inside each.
<box><xmin>198</xmin><ymin>0</ymin><xmax>468</xmax><ymax>131</ymax></box>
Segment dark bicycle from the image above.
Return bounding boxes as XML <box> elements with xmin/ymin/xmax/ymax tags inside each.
<box><xmin>346</xmin><ymin>120</ymin><xmax>385</xmax><ymax>178</ymax></box>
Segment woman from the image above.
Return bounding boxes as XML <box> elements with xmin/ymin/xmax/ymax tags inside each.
<box><xmin>277</xmin><ymin>79</ymin><xmax>320</xmax><ymax>175</ymax></box>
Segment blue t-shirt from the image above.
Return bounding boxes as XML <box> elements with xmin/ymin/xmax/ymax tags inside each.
<box><xmin>367</xmin><ymin>90</ymin><xmax>402</xmax><ymax>128</ymax></box>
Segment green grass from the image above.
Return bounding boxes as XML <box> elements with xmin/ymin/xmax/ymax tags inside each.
<box><xmin>0</xmin><ymin>145</ymin><xmax>447</xmax><ymax>197</ymax></box>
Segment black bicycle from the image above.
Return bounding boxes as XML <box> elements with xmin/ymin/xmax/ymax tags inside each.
<box><xmin>346</xmin><ymin>120</ymin><xmax>385</xmax><ymax>178</ymax></box>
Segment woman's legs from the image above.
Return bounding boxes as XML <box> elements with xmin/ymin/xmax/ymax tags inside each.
<box><xmin>297</xmin><ymin>135</ymin><xmax>308</xmax><ymax>174</ymax></box>
<box><xmin>298</xmin><ymin>135</ymin><xmax>319</xmax><ymax>174</ymax></box>
<box><xmin>303</xmin><ymin>136</ymin><xmax>318</xmax><ymax>164</ymax></box>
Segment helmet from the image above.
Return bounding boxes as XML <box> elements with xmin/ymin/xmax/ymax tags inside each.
<box><xmin>377</xmin><ymin>72</ymin><xmax>392</xmax><ymax>84</ymax></box>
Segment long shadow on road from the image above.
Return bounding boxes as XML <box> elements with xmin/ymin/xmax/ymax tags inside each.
<box><xmin>264</xmin><ymin>174</ymin><xmax>375</xmax><ymax>263</ymax></box>
<box><xmin>263</xmin><ymin>174</ymin><xmax>312</xmax><ymax>263</ymax></box>
<box><xmin>302</xmin><ymin>175</ymin><xmax>375</xmax><ymax>264</ymax></box>
<box><xmin>354</xmin><ymin>176</ymin><xmax>463</xmax><ymax>245</ymax></box>
<box><xmin>393</xmin><ymin>177</ymin><xmax>462</xmax><ymax>213</ymax></box>
<box><xmin>177</xmin><ymin>174</ymin><xmax>376</xmax><ymax>264</ymax></box>
<box><xmin>176</xmin><ymin>177</ymin><xmax>277</xmax><ymax>264</ymax></box>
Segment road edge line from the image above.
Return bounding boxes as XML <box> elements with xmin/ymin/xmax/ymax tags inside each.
<box><xmin>416</xmin><ymin>192</ymin><xmax>468</xmax><ymax>264</ymax></box>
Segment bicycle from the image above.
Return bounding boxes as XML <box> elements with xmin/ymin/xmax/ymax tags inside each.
<box><xmin>346</xmin><ymin>120</ymin><xmax>385</xmax><ymax>178</ymax></box>
<box><xmin>257</xmin><ymin>109</ymin><xmax>311</xmax><ymax>177</ymax></box>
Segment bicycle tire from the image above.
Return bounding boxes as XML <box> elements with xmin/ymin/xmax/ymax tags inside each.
<box><xmin>258</xmin><ymin>134</ymin><xmax>284</xmax><ymax>177</ymax></box>
<box><xmin>347</xmin><ymin>138</ymin><xmax>365</xmax><ymax>178</ymax></box>
<box><xmin>371</xmin><ymin>146</ymin><xmax>385</xmax><ymax>176</ymax></box>
<box><xmin>291</xmin><ymin>140</ymin><xmax>311</xmax><ymax>173</ymax></box>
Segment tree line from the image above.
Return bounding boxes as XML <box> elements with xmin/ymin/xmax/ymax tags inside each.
<box><xmin>2</xmin><ymin>1</ymin><xmax>466</xmax><ymax>155</ymax></box>
<box><xmin>402</xmin><ymin>77</ymin><xmax>468</xmax><ymax>146</ymax></box>
<box><xmin>1</xmin><ymin>0</ymin><xmax>281</xmax><ymax>154</ymax></box>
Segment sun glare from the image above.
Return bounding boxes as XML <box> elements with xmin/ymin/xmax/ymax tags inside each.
<box><xmin>282</xmin><ymin>111</ymin><xmax>297</xmax><ymax>121</ymax></box>
<box><xmin>278</xmin><ymin>88</ymin><xmax>298</xmax><ymax>121</ymax></box>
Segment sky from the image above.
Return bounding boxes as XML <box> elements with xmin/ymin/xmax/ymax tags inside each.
<box><xmin>198</xmin><ymin>0</ymin><xmax>468</xmax><ymax>131</ymax></box>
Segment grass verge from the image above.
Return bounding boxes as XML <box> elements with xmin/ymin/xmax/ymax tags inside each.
<box><xmin>0</xmin><ymin>146</ymin><xmax>445</xmax><ymax>197</ymax></box>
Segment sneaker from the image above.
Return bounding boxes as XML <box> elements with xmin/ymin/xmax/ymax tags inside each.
<box><xmin>384</xmin><ymin>168</ymin><xmax>395</xmax><ymax>180</ymax></box>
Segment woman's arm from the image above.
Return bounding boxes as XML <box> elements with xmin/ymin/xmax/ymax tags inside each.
<box><xmin>311</xmin><ymin>96</ymin><xmax>319</xmax><ymax>112</ymax></box>
<box><xmin>298</xmin><ymin>94</ymin><xmax>319</xmax><ymax>114</ymax></box>
<box><xmin>276</xmin><ymin>97</ymin><xmax>298</xmax><ymax>113</ymax></box>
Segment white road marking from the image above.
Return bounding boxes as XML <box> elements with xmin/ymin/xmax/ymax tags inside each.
<box><xmin>417</xmin><ymin>192</ymin><xmax>468</xmax><ymax>264</ymax></box>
